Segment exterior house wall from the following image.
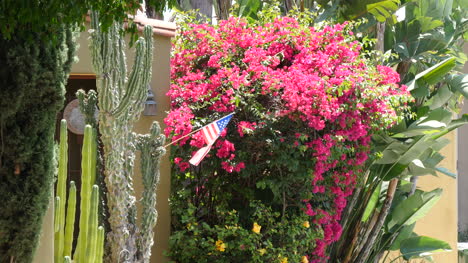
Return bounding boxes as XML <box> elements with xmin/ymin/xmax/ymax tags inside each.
<box><xmin>33</xmin><ymin>21</ymin><xmax>174</xmax><ymax>263</ymax></box>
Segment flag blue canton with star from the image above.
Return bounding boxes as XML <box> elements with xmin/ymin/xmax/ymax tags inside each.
<box><xmin>215</xmin><ymin>114</ymin><xmax>233</xmax><ymax>135</ymax></box>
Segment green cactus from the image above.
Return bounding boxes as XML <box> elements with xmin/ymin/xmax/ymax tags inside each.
<box><xmin>96</xmin><ymin>226</ymin><xmax>105</xmax><ymax>263</ymax></box>
<box><xmin>136</xmin><ymin>122</ymin><xmax>166</xmax><ymax>262</ymax></box>
<box><xmin>89</xmin><ymin>11</ymin><xmax>166</xmax><ymax>262</ymax></box>
<box><xmin>54</xmin><ymin>119</ymin><xmax>68</xmax><ymax>262</ymax></box>
<box><xmin>54</xmin><ymin>120</ymin><xmax>104</xmax><ymax>262</ymax></box>
<box><xmin>63</xmin><ymin>181</ymin><xmax>76</xmax><ymax>257</ymax></box>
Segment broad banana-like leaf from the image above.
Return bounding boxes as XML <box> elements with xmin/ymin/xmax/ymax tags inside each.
<box><xmin>406</xmin><ymin>57</ymin><xmax>456</xmax><ymax>91</ymax></box>
<box><xmin>361</xmin><ymin>182</ymin><xmax>382</xmax><ymax>222</ymax></box>
<box><xmin>236</xmin><ymin>0</ymin><xmax>261</xmax><ymax>20</ymax></box>
<box><xmin>426</xmin><ymin>85</ymin><xmax>453</xmax><ymax>109</ymax></box>
<box><xmin>366</xmin><ymin>0</ymin><xmax>400</xmax><ymax>22</ymax></box>
<box><xmin>387</xmin><ymin>188</ymin><xmax>442</xmax><ymax>231</ymax></box>
<box><xmin>389</xmin><ymin>223</ymin><xmax>416</xmax><ymax>251</ymax></box>
<box><xmin>446</xmin><ymin>73</ymin><xmax>468</xmax><ymax>99</ymax></box>
<box><xmin>435</xmin><ymin>167</ymin><xmax>456</xmax><ymax>178</ymax></box>
<box><xmin>375</xmin><ymin>140</ymin><xmax>408</xmax><ymax>164</ymax></box>
<box><xmin>400</xmin><ymin>235</ymin><xmax>451</xmax><ymax>260</ymax></box>
<box><xmin>431</xmin><ymin>114</ymin><xmax>468</xmax><ymax>140</ymax></box>
<box><xmin>393</xmin><ymin>108</ymin><xmax>452</xmax><ymax>138</ymax></box>
<box><xmin>381</xmin><ymin>135</ymin><xmax>437</xmax><ymax>180</ymax></box>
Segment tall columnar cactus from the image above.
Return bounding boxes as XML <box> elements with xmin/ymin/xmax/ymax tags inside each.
<box><xmin>54</xmin><ymin>120</ymin><xmax>104</xmax><ymax>262</ymax></box>
<box><xmin>54</xmin><ymin>120</ymin><xmax>68</xmax><ymax>262</ymax></box>
<box><xmin>89</xmin><ymin>11</ymin><xmax>166</xmax><ymax>262</ymax></box>
<box><xmin>136</xmin><ymin>123</ymin><xmax>166</xmax><ymax>262</ymax></box>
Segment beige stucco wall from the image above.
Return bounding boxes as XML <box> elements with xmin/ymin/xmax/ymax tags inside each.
<box><xmin>413</xmin><ymin>131</ymin><xmax>458</xmax><ymax>262</ymax></box>
<box><xmin>33</xmin><ymin>24</ymin><xmax>173</xmax><ymax>263</ymax></box>
<box><xmin>33</xmin><ymin>196</ymin><xmax>55</xmax><ymax>263</ymax></box>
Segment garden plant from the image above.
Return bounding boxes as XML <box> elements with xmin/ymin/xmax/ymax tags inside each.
<box><xmin>166</xmin><ymin>6</ymin><xmax>413</xmax><ymax>262</ymax></box>
<box><xmin>0</xmin><ymin>1</ymin><xmax>172</xmax><ymax>261</ymax></box>
<box><xmin>86</xmin><ymin>11</ymin><xmax>166</xmax><ymax>263</ymax></box>
<box><xmin>54</xmin><ymin>120</ymin><xmax>104</xmax><ymax>263</ymax></box>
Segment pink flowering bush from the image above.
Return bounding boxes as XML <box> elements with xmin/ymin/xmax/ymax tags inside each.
<box><xmin>167</xmin><ymin>11</ymin><xmax>411</xmax><ymax>263</ymax></box>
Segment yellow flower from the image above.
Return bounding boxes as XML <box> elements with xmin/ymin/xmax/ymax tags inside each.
<box><xmin>252</xmin><ymin>222</ymin><xmax>262</xmax><ymax>233</ymax></box>
<box><xmin>302</xmin><ymin>221</ymin><xmax>310</xmax><ymax>228</ymax></box>
<box><xmin>280</xmin><ymin>257</ymin><xmax>288</xmax><ymax>263</ymax></box>
<box><xmin>215</xmin><ymin>240</ymin><xmax>226</xmax><ymax>252</ymax></box>
<box><xmin>258</xmin><ymin>248</ymin><xmax>266</xmax><ymax>255</ymax></box>
<box><xmin>301</xmin><ymin>256</ymin><xmax>309</xmax><ymax>263</ymax></box>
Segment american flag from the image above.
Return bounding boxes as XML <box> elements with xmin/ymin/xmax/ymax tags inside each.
<box><xmin>189</xmin><ymin>113</ymin><xmax>234</xmax><ymax>166</ymax></box>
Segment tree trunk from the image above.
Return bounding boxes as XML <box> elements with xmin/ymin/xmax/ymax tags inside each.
<box><xmin>213</xmin><ymin>0</ymin><xmax>230</xmax><ymax>20</ymax></box>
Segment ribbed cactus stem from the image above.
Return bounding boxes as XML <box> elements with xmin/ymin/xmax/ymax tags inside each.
<box><xmin>89</xmin><ymin>11</ymin><xmax>154</xmax><ymax>262</ymax></box>
<box><xmin>75</xmin><ymin>125</ymin><xmax>96</xmax><ymax>261</ymax></box>
<box><xmin>54</xmin><ymin>197</ymin><xmax>61</xmax><ymax>233</ymax></box>
<box><xmin>86</xmin><ymin>185</ymin><xmax>100</xmax><ymax>263</ymax></box>
<box><xmin>63</xmin><ymin>181</ymin><xmax>76</xmax><ymax>258</ymax></box>
<box><xmin>55</xmin><ymin>119</ymin><xmax>68</xmax><ymax>262</ymax></box>
<box><xmin>76</xmin><ymin>89</ymin><xmax>99</xmax><ymax>129</ymax></box>
<box><xmin>54</xmin><ymin>119</ymin><xmax>103</xmax><ymax>262</ymax></box>
<box><xmin>96</xmin><ymin>226</ymin><xmax>105</xmax><ymax>263</ymax></box>
<box><xmin>137</xmin><ymin>122</ymin><xmax>166</xmax><ymax>263</ymax></box>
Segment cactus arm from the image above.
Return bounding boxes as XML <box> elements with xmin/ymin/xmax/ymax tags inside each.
<box><xmin>63</xmin><ymin>181</ymin><xmax>76</xmax><ymax>258</ymax></box>
<box><xmin>86</xmin><ymin>185</ymin><xmax>100</xmax><ymax>263</ymax></box>
<box><xmin>76</xmin><ymin>89</ymin><xmax>99</xmax><ymax>129</ymax></box>
<box><xmin>75</xmin><ymin>125</ymin><xmax>94</xmax><ymax>261</ymax></box>
<box><xmin>96</xmin><ymin>226</ymin><xmax>105</xmax><ymax>263</ymax></box>
<box><xmin>137</xmin><ymin>122</ymin><xmax>166</xmax><ymax>262</ymax></box>
<box><xmin>54</xmin><ymin>197</ymin><xmax>61</xmax><ymax>234</ymax></box>
<box><xmin>141</xmin><ymin>26</ymin><xmax>153</xmax><ymax>87</ymax></box>
<box><xmin>90</xmin><ymin>11</ymin><xmax>103</xmax><ymax>75</ymax></box>
<box><xmin>111</xmin><ymin>40</ymin><xmax>145</xmax><ymax>118</ymax></box>
<box><xmin>90</xmin><ymin>129</ymin><xmax>97</xmax><ymax>186</ymax></box>
<box><xmin>112</xmin><ymin>26</ymin><xmax>153</xmax><ymax>119</ymax></box>
<box><xmin>54</xmin><ymin>119</ymin><xmax>68</xmax><ymax>261</ymax></box>
<box><xmin>89</xmin><ymin>12</ymin><xmax>161</xmax><ymax>262</ymax></box>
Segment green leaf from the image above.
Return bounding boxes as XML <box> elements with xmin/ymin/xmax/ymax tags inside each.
<box><xmin>361</xmin><ymin>182</ymin><xmax>382</xmax><ymax>222</ymax></box>
<box><xmin>367</xmin><ymin>0</ymin><xmax>400</xmax><ymax>22</ymax></box>
<box><xmin>406</xmin><ymin>57</ymin><xmax>456</xmax><ymax>91</ymax></box>
<box><xmin>389</xmin><ymin>223</ymin><xmax>416</xmax><ymax>250</ymax></box>
<box><xmin>237</xmin><ymin>0</ymin><xmax>261</xmax><ymax>20</ymax></box>
<box><xmin>446</xmin><ymin>73</ymin><xmax>468</xmax><ymax>99</ymax></box>
<box><xmin>431</xmin><ymin>114</ymin><xmax>468</xmax><ymax>140</ymax></box>
<box><xmin>395</xmin><ymin>42</ymin><xmax>410</xmax><ymax>58</ymax></box>
<box><xmin>426</xmin><ymin>85</ymin><xmax>453</xmax><ymax>109</ymax></box>
<box><xmin>388</xmin><ymin>188</ymin><xmax>442</xmax><ymax>231</ymax></box>
<box><xmin>375</xmin><ymin>141</ymin><xmax>408</xmax><ymax>164</ymax></box>
<box><xmin>435</xmin><ymin>167</ymin><xmax>456</xmax><ymax>178</ymax></box>
<box><xmin>400</xmin><ymin>236</ymin><xmax>451</xmax><ymax>260</ymax></box>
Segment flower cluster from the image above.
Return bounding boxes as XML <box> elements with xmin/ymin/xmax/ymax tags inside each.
<box><xmin>167</xmin><ymin>15</ymin><xmax>410</xmax><ymax>262</ymax></box>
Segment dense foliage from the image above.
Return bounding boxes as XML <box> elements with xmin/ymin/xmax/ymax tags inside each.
<box><xmin>0</xmin><ymin>0</ymin><xmax>175</xmax><ymax>39</ymax></box>
<box><xmin>0</xmin><ymin>26</ymin><xmax>76</xmax><ymax>262</ymax></box>
<box><xmin>166</xmin><ymin>12</ymin><xmax>411</xmax><ymax>262</ymax></box>
<box><xmin>0</xmin><ymin>1</ymin><xmax>172</xmax><ymax>261</ymax></box>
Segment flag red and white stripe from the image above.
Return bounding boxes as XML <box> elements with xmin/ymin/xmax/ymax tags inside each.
<box><xmin>201</xmin><ymin>122</ymin><xmax>220</xmax><ymax>145</ymax></box>
<box><xmin>189</xmin><ymin>145</ymin><xmax>213</xmax><ymax>166</ymax></box>
<box><xmin>189</xmin><ymin>113</ymin><xmax>234</xmax><ymax>166</ymax></box>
